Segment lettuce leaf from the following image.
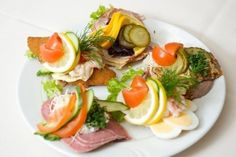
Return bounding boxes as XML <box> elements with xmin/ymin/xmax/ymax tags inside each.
<box><xmin>34</xmin><ymin>132</ymin><xmax>60</xmax><ymax>141</ymax></box>
<box><xmin>90</xmin><ymin>5</ymin><xmax>108</xmax><ymax>20</ymax></box>
<box><xmin>42</xmin><ymin>80</ymin><xmax>63</xmax><ymax>98</ymax></box>
<box><xmin>106</xmin><ymin>68</ymin><xmax>144</xmax><ymax>101</ymax></box>
<box><xmin>36</xmin><ymin>69</ymin><xmax>53</xmax><ymax>77</ymax></box>
<box><xmin>25</xmin><ymin>50</ymin><xmax>37</xmax><ymax>59</ymax></box>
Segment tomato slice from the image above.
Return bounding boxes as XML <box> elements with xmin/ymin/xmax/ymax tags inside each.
<box><xmin>122</xmin><ymin>76</ymin><xmax>149</xmax><ymax>108</ymax></box>
<box><xmin>45</xmin><ymin>32</ymin><xmax>63</xmax><ymax>50</ymax></box>
<box><xmin>37</xmin><ymin>94</ymin><xmax>76</xmax><ymax>133</ymax></box>
<box><xmin>164</xmin><ymin>42</ymin><xmax>183</xmax><ymax>56</ymax></box>
<box><xmin>152</xmin><ymin>46</ymin><xmax>177</xmax><ymax>66</ymax></box>
<box><xmin>53</xmin><ymin>84</ymin><xmax>88</xmax><ymax>138</ymax></box>
<box><xmin>40</xmin><ymin>32</ymin><xmax>64</xmax><ymax>63</ymax></box>
<box><xmin>152</xmin><ymin>42</ymin><xmax>183</xmax><ymax>66</ymax></box>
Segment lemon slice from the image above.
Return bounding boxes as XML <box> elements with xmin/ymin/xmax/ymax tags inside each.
<box><xmin>147</xmin><ymin>78</ymin><xmax>167</xmax><ymax>125</ymax></box>
<box><xmin>125</xmin><ymin>79</ymin><xmax>158</xmax><ymax>125</ymax></box>
<box><xmin>43</xmin><ymin>33</ymin><xmax>76</xmax><ymax>73</ymax></box>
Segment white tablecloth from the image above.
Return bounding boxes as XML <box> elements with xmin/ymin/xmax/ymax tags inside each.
<box><xmin>0</xmin><ymin>0</ymin><xmax>235</xmax><ymax>156</ymax></box>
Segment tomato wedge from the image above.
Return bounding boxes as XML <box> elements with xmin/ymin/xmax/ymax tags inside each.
<box><xmin>122</xmin><ymin>76</ymin><xmax>149</xmax><ymax>108</ymax></box>
<box><xmin>164</xmin><ymin>42</ymin><xmax>183</xmax><ymax>56</ymax></box>
<box><xmin>37</xmin><ymin>94</ymin><xmax>76</xmax><ymax>133</ymax></box>
<box><xmin>53</xmin><ymin>84</ymin><xmax>88</xmax><ymax>138</ymax></box>
<box><xmin>40</xmin><ymin>32</ymin><xmax>64</xmax><ymax>63</ymax></box>
<box><xmin>152</xmin><ymin>42</ymin><xmax>183</xmax><ymax>66</ymax></box>
<box><xmin>152</xmin><ymin>46</ymin><xmax>177</xmax><ymax>66</ymax></box>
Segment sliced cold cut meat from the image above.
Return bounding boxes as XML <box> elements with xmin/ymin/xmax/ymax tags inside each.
<box><xmin>63</xmin><ymin>120</ymin><xmax>130</xmax><ymax>153</ymax></box>
<box><xmin>185</xmin><ymin>80</ymin><xmax>214</xmax><ymax>100</ymax></box>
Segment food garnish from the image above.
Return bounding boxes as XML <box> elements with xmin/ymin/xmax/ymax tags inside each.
<box><xmin>42</xmin><ymin>80</ymin><xmax>63</xmax><ymax>98</ymax></box>
<box><xmin>152</xmin><ymin>42</ymin><xmax>183</xmax><ymax>66</ymax></box>
<box><xmin>122</xmin><ymin>76</ymin><xmax>149</xmax><ymax>108</ymax></box>
<box><xmin>106</xmin><ymin>68</ymin><xmax>144</xmax><ymax>101</ymax></box>
<box><xmin>24</xmin><ymin>5</ymin><xmax>223</xmax><ymax>152</ymax></box>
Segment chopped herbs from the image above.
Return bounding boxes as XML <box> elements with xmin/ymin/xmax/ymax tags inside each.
<box><xmin>25</xmin><ymin>50</ymin><xmax>37</xmax><ymax>59</ymax></box>
<box><xmin>107</xmin><ymin>68</ymin><xmax>144</xmax><ymax>101</ymax></box>
<box><xmin>86</xmin><ymin>101</ymin><xmax>108</xmax><ymax>129</ymax></box>
<box><xmin>42</xmin><ymin>80</ymin><xmax>63</xmax><ymax>98</ymax></box>
<box><xmin>78</xmin><ymin>26</ymin><xmax>114</xmax><ymax>51</ymax></box>
<box><xmin>110</xmin><ymin>111</ymin><xmax>125</xmax><ymax>122</ymax></box>
<box><xmin>188</xmin><ymin>51</ymin><xmax>209</xmax><ymax>77</ymax></box>
<box><xmin>159</xmin><ymin>69</ymin><xmax>198</xmax><ymax>101</ymax></box>
<box><xmin>36</xmin><ymin>69</ymin><xmax>53</xmax><ymax>76</ymax></box>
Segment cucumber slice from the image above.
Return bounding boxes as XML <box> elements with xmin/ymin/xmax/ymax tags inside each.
<box><xmin>86</xmin><ymin>89</ymin><xmax>94</xmax><ymax>112</ymax></box>
<box><xmin>123</xmin><ymin>24</ymin><xmax>134</xmax><ymax>43</ymax></box>
<box><xmin>95</xmin><ymin>100</ymin><xmax>129</xmax><ymax>112</ymax></box>
<box><xmin>178</xmin><ymin>48</ymin><xmax>188</xmax><ymax>73</ymax></box>
<box><xmin>165</xmin><ymin>48</ymin><xmax>188</xmax><ymax>74</ymax></box>
<box><xmin>69</xmin><ymin>87</ymin><xmax>83</xmax><ymax>121</ymax></box>
<box><xmin>118</xmin><ymin>27</ymin><xmax>135</xmax><ymax>48</ymax></box>
<box><xmin>129</xmin><ymin>25</ymin><xmax>150</xmax><ymax>47</ymax></box>
<box><xmin>65</xmin><ymin>32</ymin><xmax>79</xmax><ymax>53</ymax></box>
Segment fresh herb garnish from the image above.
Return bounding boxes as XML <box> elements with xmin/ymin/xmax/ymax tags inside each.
<box><xmin>36</xmin><ymin>69</ymin><xmax>53</xmax><ymax>76</ymax></box>
<box><xmin>107</xmin><ymin>68</ymin><xmax>144</xmax><ymax>101</ymax></box>
<box><xmin>86</xmin><ymin>51</ymin><xmax>104</xmax><ymax>67</ymax></box>
<box><xmin>188</xmin><ymin>51</ymin><xmax>209</xmax><ymax>77</ymax></box>
<box><xmin>86</xmin><ymin>101</ymin><xmax>108</xmax><ymax>129</ymax></box>
<box><xmin>25</xmin><ymin>50</ymin><xmax>37</xmax><ymax>59</ymax></box>
<box><xmin>42</xmin><ymin>80</ymin><xmax>63</xmax><ymax>98</ymax></box>
<box><xmin>111</xmin><ymin>111</ymin><xmax>125</xmax><ymax>122</ymax></box>
<box><xmin>78</xmin><ymin>26</ymin><xmax>114</xmax><ymax>51</ymax></box>
<box><xmin>159</xmin><ymin>69</ymin><xmax>198</xmax><ymax>101</ymax></box>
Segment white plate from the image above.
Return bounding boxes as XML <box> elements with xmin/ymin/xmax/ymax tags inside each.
<box><xmin>17</xmin><ymin>19</ymin><xmax>226</xmax><ymax>157</ymax></box>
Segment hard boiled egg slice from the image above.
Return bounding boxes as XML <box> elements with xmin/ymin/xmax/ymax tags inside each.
<box><xmin>150</xmin><ymin>121</ymin><xmax>182</xmax><ymax>139</ymax></box>
<box><xmin>163</xmin><ymin>111</ymin><xmax>199</xmax><ymax>130</ymax></box>
<box><xmin>185</xmin><ymin>99</ymin><xmax>198</xmax><ymax>112</ymax></box>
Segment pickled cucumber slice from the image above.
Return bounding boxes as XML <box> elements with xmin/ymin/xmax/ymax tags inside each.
<box><xmin>129</xmin><ymin>25</ymin><xmax>150</xmax><ymax>47</ymax></box>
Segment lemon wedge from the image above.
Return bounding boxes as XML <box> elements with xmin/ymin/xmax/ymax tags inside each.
<box><xmin>147</xmin><ymin>78</ymin><xmax>167</xmax><ymax>125</ymax></box>
<box><xmin>43</xmin><ymin>33</ymin><xmax>76</xmax><ymax>73</ymax></box>
<box><xmin>125</xmin><ymin>79</ymin><xmax>158</xmax><ymax>125</ymax></box>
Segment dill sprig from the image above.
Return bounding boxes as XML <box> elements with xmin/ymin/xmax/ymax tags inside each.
<box><xmin>159</xmin><ymin>69</ymin><xmax>198</xmax><ymax>101</ymax></box>
<box><xmin>188</xmin><ymin>51</ymin><xmax>209</xmax><ymax>77</ymax></box>
<box><xmin>78</xmin><ymin>25</ymin><xmax>114</xmax><ymax>51</ymax></box>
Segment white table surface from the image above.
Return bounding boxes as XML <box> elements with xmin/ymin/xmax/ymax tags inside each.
<box><xmin>1</xmin><ymin>0</ymin><xmax>236</xmax><ymax>156</ymax></box>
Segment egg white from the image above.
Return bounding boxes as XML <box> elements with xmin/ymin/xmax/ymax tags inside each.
<box><xmin>150</xmin><ymin>121</ymin><xmax>182</xmax><ymax>139</ymax></box>
<box><xmin>163</xmin><ymin>111</ymin><xmax>199</xmax><ymax>130</ymax></box>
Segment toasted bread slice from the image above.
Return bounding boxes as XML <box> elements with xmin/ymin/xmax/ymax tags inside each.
<box><xmin>27</xmin><ymin>37</ymin><xmax>49</xmax><ymax>57</ymax></box>
<box><xmin>62</xmin><ymin>67</ymin><xmax>116</xmax><ymax>87</ymax></box>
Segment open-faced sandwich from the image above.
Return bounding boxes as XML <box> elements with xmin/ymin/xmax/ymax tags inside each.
<box><xmin>27</xmin><ymin>30</ymin><xmax>116</xmax><ymax>87</ymax></box>
<box><xmin>24</xmin><ymin>5</ymin><xmax>223</xmax><ymax>153</ymax></box>
<box><xmin>91</xmin><ymin>6</ymin><xmax>151</xmax><ymax>69</ymax></box>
